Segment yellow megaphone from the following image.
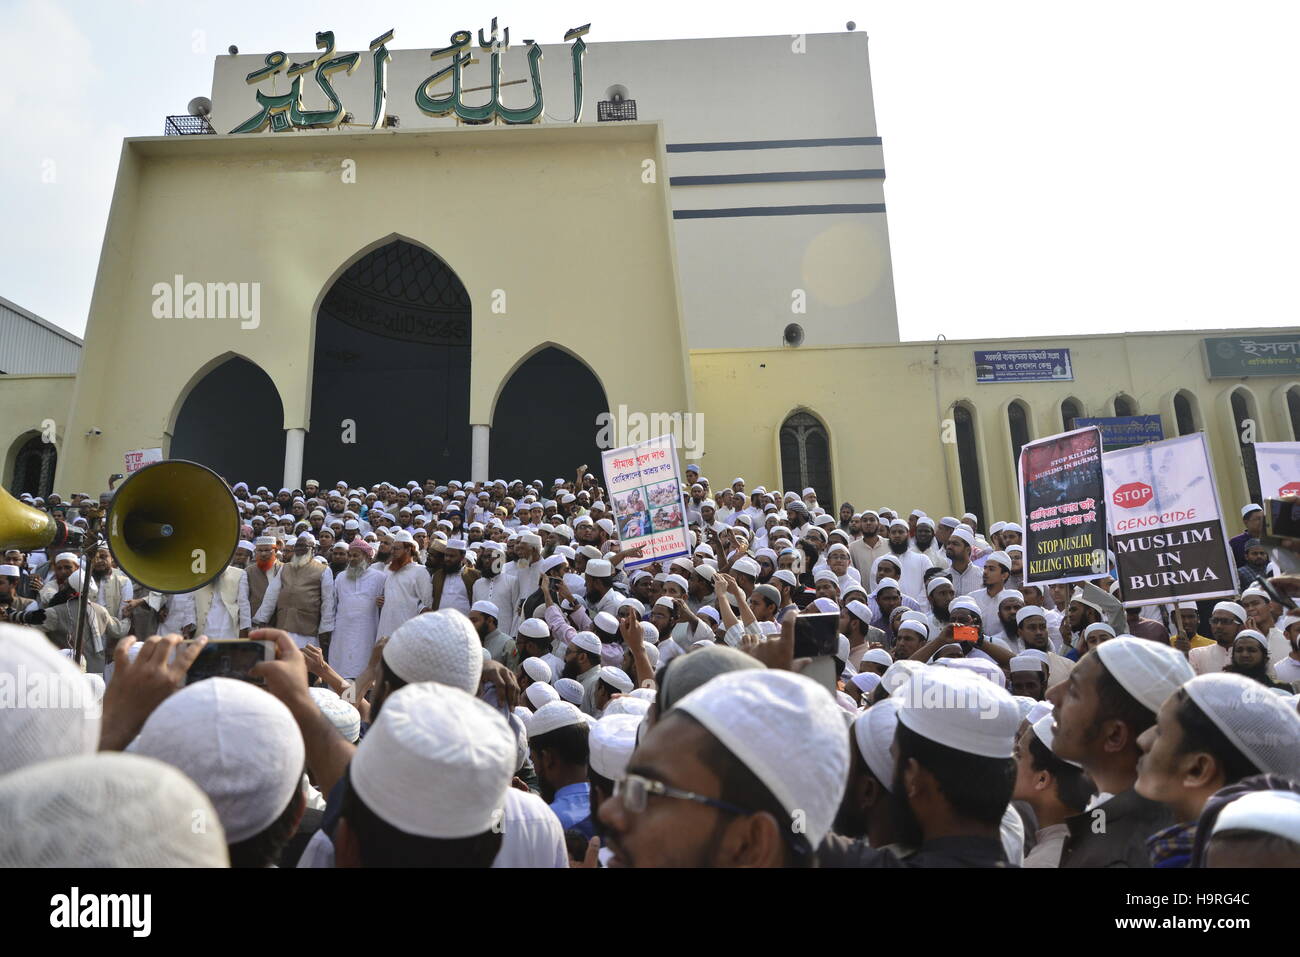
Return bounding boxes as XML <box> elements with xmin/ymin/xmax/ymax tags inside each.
<box><xmin>105</xmin><ymin>460</ymin><xmax>240</xmax><ymax>594</ymax></box>
<box><xmin>0</xmin><ymin>487</ymin><xmax>84</xmax><ymax>552</ymax></box>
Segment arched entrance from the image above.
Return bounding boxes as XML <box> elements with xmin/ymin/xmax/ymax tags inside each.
<box><xmin>170</xmin><ymin>356</ymin><xmax>285</xmax><ymax>487</ymax></box>
<box><xmin>8</xmin><ymin>432</ymin><xmax>56</xmax><ymax>498</ymax></box>
<box><xmin>779</xmin><ymin>410</ymin><xmax>834</xmax><ymax>505</ymax></box>
<box><xmin>306</xmin><ymin>239</ymin><xmax>471</xmax><ymax>485</ymax></box>
<box><xmin>490</xmin><ymin>347</ymin><xmax>609</xmax><ymax>481</ymax></box>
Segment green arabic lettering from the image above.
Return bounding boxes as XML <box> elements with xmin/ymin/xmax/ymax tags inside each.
<box><xmin>565</xmin><ymin>24</ymin><xmax>590</xmax><ymax>123</ymax></box>
<box><xmin>369</xmin><ymin>29</ymin><xmax>395</xmax><ymax>129</ymax></box>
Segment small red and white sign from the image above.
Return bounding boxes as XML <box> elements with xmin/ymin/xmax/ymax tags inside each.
<box><xmin>1112</xmin><ymin>482</ymin><xmax>1153</xmax><ymax>509</ymax></box>
<box><xmin>124</xmin><ymin>447</ymin><xmax>163</xmax><ymax>475</ymax></box>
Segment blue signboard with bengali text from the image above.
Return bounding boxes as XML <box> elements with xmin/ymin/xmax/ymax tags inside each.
<box><xmin>974</xmin><ymin>349</ymin><xmax>1073</xmax><ymax>383</ymax></box>
<box><xmin>1074</xmin><ymin>415</ymin><xmax>1164</xmax><ymax>451</ymax></box>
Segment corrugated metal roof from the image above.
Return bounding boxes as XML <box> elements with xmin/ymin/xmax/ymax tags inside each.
<box><xmin>0</xmin><ymin>295</ymin><xmax>82</xmax><ymax>375</ymax></box>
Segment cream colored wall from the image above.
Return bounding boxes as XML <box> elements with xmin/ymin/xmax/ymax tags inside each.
<box><xmin>1</xmin><ymin>375</ymin><xmax>74</xmax><ymax>489</ymax></box>
<box><xmin>691</xmin><ymin>332</ymin><xmax>1300</xmax><ymax>524</ymax></box>
<box><xmin>55</xmin><ymin>121</ymin><xmax>692</xmax><ymax>493</ymax></box>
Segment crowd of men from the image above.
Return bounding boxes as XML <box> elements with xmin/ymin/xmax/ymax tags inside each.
<box><xmin>1</xmin><ymin>468</ymin><xmax>1299</xmax><ymax>868</ymax></box>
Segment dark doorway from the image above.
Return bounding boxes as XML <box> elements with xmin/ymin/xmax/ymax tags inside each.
<box><xmin>954</xmin><ymin>403</ymin><xmax>985</xmax><ymax>526</ymax></box>
<box><xmin>171</xmin><ymin>356</ymin><xmax>285</xmax><ymax>487</ymax></box>
<box><xmin>491</xmin><ymin>347</ymin><xmax>609</xmax><ymax>481</ymax></box>
<box><xmin>306</xmin><ymin>240</ymin><xmax>471</xmax><ymax>486</ymax></box>
<box><xmin>10</xmin><ymin>433</ymin><xmax>56</xmax><ymax>498</ymax></box>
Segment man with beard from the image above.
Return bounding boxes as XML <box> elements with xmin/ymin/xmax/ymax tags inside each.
<box><xmin>0</xmin><ymin>563</ymin><xmax>38</xmax><ymax>625</ymax></box>
<box><xmin>925</xmin><ymin>577</ymin><xmax>955</xmax><ymax>633</ymax></box>
<box><xmin>194</xmin><ymin>541</ymin><xmax>252</xmax><ymax>640</ymax></box>
<box><xmin>598</xmin><ymin>669</ymin><xmax>847</xmax><ymax>868</ymax></box>
<box><xmin>849</xmin><ymin>510</ymin><xmax>889</xmax><ymax>579</ymax></box>
<box><xmin>253</xmin><ymin>532</ymin><xmax>334</xmax><ymax>650</ymax></box>
<box><xmin>1189</xmin><ymin>601</ymin><xmax>1245</xmax><ymax>676</ymax></box>
<box><xmin>1060</xmin><ymin>584</ymin><xmax>1121</xmax><ymax>661</ymax></box>
<box><xmin>328</xmin><ymin>539</ymin><xmax>386</xmax><ymax>680</ymax></box>
<box><xmin>1228</xmin><ymin>504</ymin><xmax>1264</xmax><ymax>567</ymax></box>
<box><xmin>1273</xmin><ymin>612</ymin><xmax>1300</xmax><ymax>685</ymax></box>
<box><xmin>1014</xmin><ymin>717</ymin><xmax>1095</xmax><ymax>867</ymax></box>
<box><xmin>324</xmin><ymin>542</ymin><xmax>348</xmax><ymax>579</ymax></box>
<box><xmin>245</xmin><ymin>536</ymin><xmax>283</xmax><ymax>625</ymax></box>
<box><xmin>1048</xmin><ymin>637</ymin><xmax>1194</xmax><ymax>867</ymax></box>
<box><xmin>40</xmin><ymin>569</ymin><xmax>129</xmax><ymax>674</ymax></box>
<box><xmin>561</xmin><ymin>631</ymin><xmax>604</xmax><ymax>716</ymax></box>
<box><xmin>38</xmin><ymin>551</ymin><xmax>80</xmax><ymax>606</ymax></box>
<box><xmin>583</xmin><ymin>559</ymin><xmax>622</xmax><ymax>619</ymax></box>
<box><xmin>821</xmin><ymin>699</ymin><xmax>905</xmax><ymax>864</ymax></box>
<box><xmin>912</xmin><ymin>517</ymin><xmax>949</xmax><ymax>571</ymax></box>
<box><xmin>431</xmin><ymin>538</ymin><xmax>477</xmax><ymax>615</ymax></box>
<box><xmin>1009</xmin><ymin>654</ymin><xmax>1050</xmax><ymax>700</ymax></box>
<box><xmin>986</xmin><ymin>590</ymin><xmax>1024</xmax><ymax>643</ymax></box>
<box><xmin>528</xmin><ymin>702</ymin><xmax>594</xmax><ymax>840</ymax></box>
<box><xmin>86</xmin><ymin>545</ymin><xmax>133</xmax><ymax>620</ymax></box>
<box><xmin>943</xmin><ymin>527</ymin><xmax>984</xmax><ymax>597</ymax></box>
<box><xmin>1007</xmin><ymin>607</ymin><xmax>1074</xmax><ymax>685</ymax></box>
<box><xmin>516</xmin><ymin>616</ymin><xmax>564</xmax><ymax>678</ymax></box>
<box><xmin>470</xmin><ymin>600</ymin><xmax>517</xmax><ymax>670</ymax></box>
<box><xmin>1223</xmin><ymin>630</ymin><xmax>1291</xmax><ymax>690</ymax></box>
<box><xmin>506</xmin><ymin>533</ymin><xmax>544</xmax><ymax>625</ymax></box>
<box><xmin>376</xmin><ymin>531</ymin><xmax>432</xmax><ymax>640</ymax></box>
<box><xmin>843</xmin><ymin>600</ymin><xmax>888</xmax><ymax>664</ymax></box>
<box><xmin>472</xmin><ymin>542</ymin><xmax>519</xmax><ymax>636</ymax></box>
<box><xmin>972</xmin><ymin>552</ymin><xmax>1014</xmax><ymax>627</ymax></box>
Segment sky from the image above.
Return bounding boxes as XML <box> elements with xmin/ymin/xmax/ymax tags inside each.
<box><xmin>1</xmin><ymin>0</ymin><xmax>1297</xmax><ymax>342</ymax></box>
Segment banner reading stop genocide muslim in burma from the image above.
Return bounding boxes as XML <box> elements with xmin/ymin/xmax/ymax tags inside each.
<box><xmin>601</xmin><ymin>433</ymin><xmax>690</xmax><ymax>571</ymax></box>
<box><xmin>1019</xmin><ymin>426</ymin><xmax>1108</xmax><ymax>586</ymax></box>
<box><xmin>1252</xmin><ymin>442</ymin><xmax>1300</xmax><ymax>499</ymax></box>
<box><xmin>1103</xmin><ymin>432</ymin><xmax>1237</xmax><ymax>607</ymax></box>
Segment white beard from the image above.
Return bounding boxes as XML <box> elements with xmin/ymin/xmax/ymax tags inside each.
<box><xmin>291</xmin><ymin>553</ymin><xmax>313</xmax><ymax>568</ymax></box>
<box><xmin>345</xmin><ymin>563</ymin><xmax>366</xmax><ymax>581</ymax></box>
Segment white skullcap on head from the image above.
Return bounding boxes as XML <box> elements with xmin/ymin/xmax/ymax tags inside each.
<box><xmin>814</xmin><ymin>568</ymin><xmax>838</xmax><ymax>585</ymax></box>
<box><xmin>897</xmin><ymin>619</ymin><xmax>929</xmax><ymax>640</ymax></box>
<box><xmin>351</xmin><ymin>682</ymin><xmax>514</xmax><ymax>839</ymax></box>
<box><xmin>527</xmin><ymin>700</ymin><xmax>587</xmax><ymax>738</ymax></box>
<box><xmin>1026</xmin><ymin>700</ymin><xmax>1053</xmax><ymax>725</ymax></box>
<box><xmin>1182</xmin><ymin>674</ymin><xmax>1300</xmax><ymax>779</ymax></box>
<box><xmin>128</xmin><ymin>677</ymin><xmax>305</xmax><ymax>843</ymax></box>
<box><xmin>0</xmin><ymin>624</ymin><xmax>100</xmax><ymax>776</ymax></box>
<box><xmin>0</xmin><ymin>752</ymin><xmax>229</xmax><ymax>866</ymax></box>
<box><xmin>940</xmin><ymin>655</ymin><xmax>1007</xmax><ymax>689</ymax></box>
<box><xmin>1211</xmin><ymin>790</ymin><xmax>1300</xmax><ymax>844</ymax></box>
<box><xmin>1213</xmin><ymin>601</ymin><xmax>1248</xmax><ymax>624</ymax></box>
<box><xmin>589</xmin><ymin>713</ymin><xmax>642</xmax><ymax>780</ymax></box>
<box><xmin>1240</xmin><ymin>503</ymin><xmax>1263</xmax><ymax>518</ymax></box>
<box><xmin>0</xmin><ymin>564</ymin><xmax>21</xmax><ymax>577</ymax></box>
<box><xmin>895</xmin><ymin>668</ymin><xmax>1020</xmax><ymax>758</ymax></box>
<box><xmin>522</xmin><ymin>656</ymin><xmax>553</xmax><ymax>684</ymax></box>
<box><xmin>586</xmin><ymin>559</ymin><xmax>613</xmax><ymax>578</ymax></box>
<box><xmin>850</xmin><ymin>672</ymin><xmax>882</xmax><ymax>695</ymax></box>
<box><xmin>674</xmin><ymin>670</ymin><xmax>849</xmax><ymax>850</ymax></box>
<box><xmin>1084</xmin><ymin>622</ymin><xmax>1116</xmax><ymax>640</ymax></box>
<box><xmin>1009</xmin><ymin>654</ymin><xmax>1045</xmax><ymax>674</ymax></box>
<box><xmin>308</xmin><ymin>686</ymin><xmax>361</xmax><ymax>743</ymax></box>
<box><xmin>862</xmin><ymin>648</ymin><xmax>895</xmax><ymax>668</ymax></box>
<box><xmin>985</xmin><ymin>551</ymin><xmax>1012</xmax><ymax>571</ymax></box>
<box><xmin>949</xmin><ymin>596</ymin><xmax>981</xmax><ymax>616</ymax></box>
<box><xmin>525</xmin><ymin>681</ymin><xmax>560</xmax><ymax>709</ymax></box>
<box><xmin>383</xmin><ymin>610</ymin><xmax>483</xmax><ymax>693</ymax></box>
<box><xmin>1095</xmin><ymin>636</ymin><xmax>1194</xmax><ymax>714</ymax></box>
<box><xmin>603</xmin><ymin>695</ymin><xmax>652</xmax><ymax>718</ymax></box>
<box><xmin>554</xmin><ymin>677</ymin><xmax>584</xmax><ymax>705</ymax></box>
<box><xmin>392</xmin><ymin>530</ymin><xmax>415</xmax><ymax>545</ymax></box>
<box><xmin>925</xmin><ymin>576</ymin><xmax>954</xmax><ymax>595</ymax></box>
<box><xmin>852</xmin><ymin>696</ymin><xmax>902</xmax><ymax>790</ymax></box>
<box><xmin>236</xmin><ymin>540</ymin><xmax>255</xmax><ymax>553</ymax></box>
<box><xmin>997</xmin><ymin>589</ymin><xmax>1025</xmax><ymax>606</ymax></box>
<box><xmin>572</xmin><ymin>632</ymin><xmax>603</xmax><ymax>656</ymax></box>
<box><xmin>731</xmin><ymin>556</ymin><xmax>761</xmax><ymax>578</ymax></box>
<box><xmin>593</xmin><ymin>611</ymin><xmax>620</xmax><ymax>637</ymax></box>
<box><xmin>1016</xmin><ymin>605</ymin><xmax>1046</xmax><ymax>624</ymax></box>
<box><xmin>516</xmin><ymin>618</ymin><xmax>550</xmax><ymax>640</ymax></box>
<box><xmin>949</xmin><ymin>527</ymin><xmax>975</xmax><ymax>547</ymax></box>
<box><xmin>881</xmin><ymin>658</ymin><xmax>924</xmax><ymax>695</ymax></box>
<box><xmin>54</xmin><ymin>552</ymin><xmax>80</xmax><ymax>564</ymax></box>
<box><xmin>641</xmin><ymin>640</ymin><xmax>661</xmax><ymax>670</ymax></box>
<box><xmin>1030</xmin><ymin>714</ymin><xmax>1083</xmax><ymax>767</ymax></box>
<box><xmin>470</xmin><ymin>600</ymin><xmax>500</xmax><ymax>621</ymax></box>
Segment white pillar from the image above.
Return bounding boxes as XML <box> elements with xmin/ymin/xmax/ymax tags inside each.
<box><xmin>284</xmin><ymin>428</ymin><xmax>306</xmax><ymax>490</ymax></box>
<box><xmin>471</xmin><ymin>424</ymin><xmax>490</xmax><ymax>483</ymax></box>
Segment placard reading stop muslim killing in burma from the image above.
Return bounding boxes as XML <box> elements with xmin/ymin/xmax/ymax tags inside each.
<box><xmin>1019</xmin><ymin>427</ymin><xmax>1107</xmax><ymax>586</ymax></box>
<box><xmin>601</xmin><ymin>433</ymin><xmax>690</xmax><ymax>571</ymax></box>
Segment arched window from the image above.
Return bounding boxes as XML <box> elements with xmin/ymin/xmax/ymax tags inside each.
<box><xmin>1114</xmin><ymin>394</ymin><xmax>1138</xmax><ymax>417</ymax></box>
<box><xmin>780</xmin><ymin>412</ymin><xmax>833</xmax><ymax>506</ymax></box>
<box><xmin>9</xmin><ymin>433</ymin><xmax>56</xmax><ymax>499</ymax></box>
<box><xmin>1173</xmin><ymin>390</ymin><xmax>1200</xmax><ymax>436</ymax></box>
<box><xmin>1008</xmin><ymin>400</ymin><xmax>1031</xmax><ymax>469</ymax></box>
<box><xmin>953</xmin><ymin>403</ymin><xmax>985</xmax><ymax>525</ymax></box>
<box><xmin>1061</xmin><ymin>398</ymin><xmax>1082</xmax><ymax>431</ymax></box>
<box><xmin>1230</xmin><ymin>389</ymin><xmax>1263</xmax><ymax>505</ymax></box>
<box><xmin>1288</xmin><ymin>385</ymin><xmax>1300</xmax><ymax>440</ymax></box>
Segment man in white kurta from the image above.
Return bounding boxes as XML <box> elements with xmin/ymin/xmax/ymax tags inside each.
<box><xmin>194</xmin><ymin>562</ymin><xmax>251</xmax><ymax>640</ymax></box>
<box><xmin>330</xmin><ymin>540</ymin><xmax>387</xmax><ymax>679</ymax></box>
<box><xmin>376</xmin><ymin>534</ymin><xmax>432</xmax><ymax>640</ymax></box>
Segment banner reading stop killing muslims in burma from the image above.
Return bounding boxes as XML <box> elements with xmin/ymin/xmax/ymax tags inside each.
<box><xmin>601</xmin><ymin>433</ymin><xmax>690</xmax><ymax>571</ymax></box>
<box><xmin>1252</xmin><ymin>441</ymin><xmax>1300</xmax><ymax>499</ymax></box>
<box><xmin>1019</xmin><ymin>426</ymin><xmax>1109</xmax><ymax>586</ymax></box>
<box><xmin>1103</xmin><ymin>432</ymin><xmax>1238</xmax><ymax>606</ymax></box>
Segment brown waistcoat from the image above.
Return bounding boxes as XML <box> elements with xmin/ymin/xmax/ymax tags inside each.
<box><xmin>276</xmin><ymin>562</ymin><xmax>324</xmax><ymax>636</ymax></box>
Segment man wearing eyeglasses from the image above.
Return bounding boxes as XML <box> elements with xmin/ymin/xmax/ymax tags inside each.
<box><xmin>597</xmin><ymin>669</ymin><xmax>848</xmax><ymax>867</ymax></box>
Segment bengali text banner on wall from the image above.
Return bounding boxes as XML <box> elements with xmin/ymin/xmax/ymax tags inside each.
<box><xmin>1020</xmin><ymin>427</ymin><xmax>1108</xmax><ymax>586</ymax></box>
<box><xmin>601</xmin><ymin>433</ymin><xmax>689</xmax><ymax>571</ymax></box>
<box><xmin>1103</xmin><ymin>433</ymin><xmax>1237</xmax><ymax>606</ymax></box>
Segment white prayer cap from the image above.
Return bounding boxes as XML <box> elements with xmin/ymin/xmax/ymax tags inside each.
<box><xmin>1026</xmin><ymin>700</ymin><xmax>1054</xmax><ymax>725</ymax></box>
<box><xmin>571</xmin><ymin>632</ymin><xmax>602</xmax><ymax>656</ymax></box>
<box><xmin>1211</xmin><ymin>790</ymin><xmax>1300</xmax><ymax>844</ymax></box>
<box><xmin>811</xmin><ymin>597</ymin><xmax>840</xmax><ymax>614</ymax></box>
<box><xmin>852</xmin><ymin>696</ymin><xmax>902</xmax><ymax>789</ymax></box>
<box><xmin>1095</xmin><ymin>636</ymin><xmax>1194</xmax><ymax>713</ymax></box>
<box><xmin>939</xmin><ymin>655</ymin><xmax>1007</xmax><ymax>689</ymax></box>
<box><xmin>1002</xmin><ymin>522</ymin><xmax>1024</xmax><ymax>534</ymax></box>
<box><xmin>54</xmin><ymin>551</ymin><xmax>79</xmax><ymax>564</ymax></box>
<box><xmin>236</xmin><ymin>540</ymin><xmax>255</xmax><ymax>553</ymax></box>
<box><xmin>917</xmin><ymin>517</ymin><xmax>936</xmax><ymax>529</ymax></box>
<box><xmin>1233</xmin><ymin>629</ymin><xmax>1269</xmax><ymax>652</ymax></box>
<box><xmin>896</xmin><ymin>667</ymin><xmax>1020</xmax><ymax>758</ymax></box>
<box><xmin>383</xmin><ymin>610</ymin><xmax>483</xmax><ymax>693</ymax></box>
<box><xmin>772</xmin><ymin>569</ymin><xmax>799</xmax><ymax>589</ymax></box>
<box><xmin>814</xmin><ymin>568</ymin><xmax>838</xmax><ymax>585</ymax></box>
<box><xmin>1016</xmin><ymin>605</ymin><xmax>1046</xmax><ymax>624</ymax></box>
<box><xmin>949</xmin><ymin>596</ymin><xmax>981</xmax><ymax>617</ymax></box>
<box><xmin>835</xmin><ymin>634</ymin><xmax>851</xmax><ymax>662</ymax></box>
<box><xmin>599</xmin><ymin>666</ymin><xmax>634</xmax><ymax>694</ymax></box>
<box><xmin>525</xmin><ymin>682</ymin><xmax>559</xmax><ymax>709</ymax></box>
<box><xmin>1010</xmin><ymin>654</ymin><xmax>1045</xmax><ymax>674</ymax></box>
<box><xmin>1030</xmin><ymin>714</ymin><xmax>1083</xmax><ymax>767</ymax></box>
<box><xmin>0</xmin><ymin>624</ymin><xmax>101</xmax><ymax>775</ymax></box>
<box><xmin>596</xmin><ymin>519</ymin><xmax>615</xmax><ymax>534</ymax></box>
<box><xmin>392</xmin><ymin>530</ymin><xmax>416</xmax><ymax>545</ymax></box>
<box><xmin>0</xmin><ymin>752</ymin><xmax>229</xmax><ymax>866</ymax></box>
<box><xmin>517</xmin><ymin>617</ymin><xmax>550</xmax><ymax>640</ymax></box>
<box><xmin>554</xmin><ymin>677</ymin><xmax>584</xmax><ymax>705</ymax></box>
<box><xmin>295</xmin><ymin>531</ymin><xmax>316</xmax><ymax>546</ymax></box>
<box><xmin>0</xmin><ymin>564</ymin><xmax>20</xmax><ymax>577</ymax></box>
<box><xmin>1213</xmin><ymin>601</ymin><xmax>1248</xmax><ymax>624</ymax></box>
<box><xmin>1241</xmin><ymin>503</ymin><xmax>1263</xmax><ymax>518</ymax></box>
<box><xmin>308</xmin><ymin>686</ymin><xmax>361</xmax><ymax>743</ymax></box>
<box><xmin>527</xmin><ymin>700</ymin><xmax>586</xmax><ymax>738</ymax></box>
<box><xmin>925</xmin><ymin>576</ymin><xmax>953</xmax><ymax>595</ymax></box>
<box><xmin>731</xmin><ymin>557</ymin><xmax>761</xmax><ymax>578</ymax></box>
<box><xmin>589</xmin><ymin>713</ymin><xmax>642</xmax><ymax>780</ymax></box>
<box><xmin>470</xmin><ymin>600</ymin><xmax>500</xmax><ymax>620</ymax></box>
<box><xmin>445</xmin><ymin>537</ymin><xmax>468</xmax><ymax>552</ymax></box>
<box><xmin>850</xmin><ymin>672</ymin><xmax>882</xmax><ymax>696</ymax></box>
<box><xmin>538</xmin><ymin>555</ymin><xmax>566</xmax><ymax>575</ymax></box>
<box><xmin>674</xmin><ymin>669</ymin><xmax>849</xmax><ymax>849</ymax></box>
<box><xmin>949</xmin><ymin>527</ymin><xmax>975</xmax><ymax>547</ymax></box>
<box><xmin>997</xmin><ymin>589</ymin><xmax>1025</xmax><ymax>606</ymax></box>
<box><xmin>593</xmin><ymin>611</ymin><xmax>620</xmax><ymax>636</ymax></box>
<box><xmin>603</xmin><ymin>695</ymin><xmax>651</xmax><ymax>718</ymax></box>
<box><xmin>128</xmin><ymin>677</ymin><xmax>305</xmax><ymax>842</ymax></box>
<box><xmin>522</xmin><ymin>657</ymin><xmax>553</xmax><ymax>684</ymax></box>
<box><xmin>653</xmin><ymin>596</ymin><xmax>676</xmax><ymax>611</ymax></box>
<box><xmin>519</xmin><ymin>532</ymin><xmax>543</xmax><ymax>550</ymax></box>
<box><xmin>985</xmin><ymin>550</ymin><xmax>1012</xmax><ymax>571</ymax></box>
<box><xmin>351</xmin><ymin>682</ymin><xmax>514</xmax><ymax>839</ymax></box>
<box><xmin>881</xmin><ymin>659</ymin><xmax>924</xmax><ymax>694</ymax></box>
<box><xmin>861</xmin><ymin>648</ymin><xmax>895</xmax><ymax>668</ymax></box>
<box><xmin>1182</xmin><ymin>674</ymin><xmax>1300</xmax><ymax>779</ymax></box>
<box><xmin>1084</xmin><ymin>622</ymin><xmax>1116</xmax><ymax>641</ymax></box>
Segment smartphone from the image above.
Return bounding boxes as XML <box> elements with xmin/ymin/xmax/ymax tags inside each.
<box><xmin>184</xmin><ymin>639</ymin><xmax>275</xmax><ymax>685</ymax></box>
<box><xmin>794</xmin><ymin>611</ymin><xmax>840</xmax><ymax>659</ymax></box>
<box><xmin>1261</xmin><ymin>498</ymin><xmax>1300</xmax><ymax>547</ymax></box>
<box><xmin>953</xmin><ymin>625</ymin><xmax>980</xmax><ymax>645</ymax></box>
